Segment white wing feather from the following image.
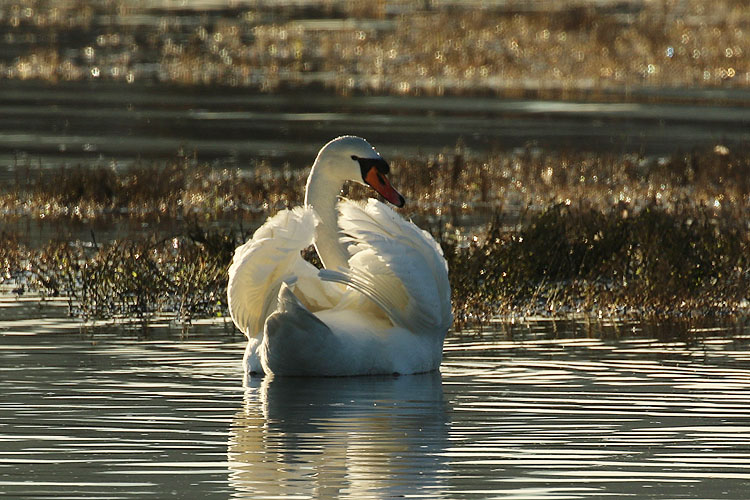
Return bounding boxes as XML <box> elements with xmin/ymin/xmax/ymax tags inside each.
<box><xmin>227</xmin><ymin>207</ymin><xmax>319</xmax><ymax>339</ymax></box>
<box><xmin>322</xmin><ymin>199</ymin><xmax>452</xmax><ymax>334</ymax></box>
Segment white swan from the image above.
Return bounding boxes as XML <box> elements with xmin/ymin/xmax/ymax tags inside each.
<box><xmin>227</xmin><ymin>136</ymin><xmax>452</xmax><ymax>377</ymax></box>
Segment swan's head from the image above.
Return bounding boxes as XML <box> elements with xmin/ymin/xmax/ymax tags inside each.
<box><xmin>315</xmin><ymin>136</ymin><xmax>405</xmax><ymax>207</ymax></box>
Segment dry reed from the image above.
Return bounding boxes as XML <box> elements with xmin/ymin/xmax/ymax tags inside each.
<box><xmin>2</xmin><ymin>143</ymin><xmax>750</xmax><ymax>326</ymax></box>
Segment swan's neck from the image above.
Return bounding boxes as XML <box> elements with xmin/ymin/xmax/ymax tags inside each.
<box><xmin>304</xmin><ymin>162</ymin><xmax>350</xmax><ymax>270</ymax></box>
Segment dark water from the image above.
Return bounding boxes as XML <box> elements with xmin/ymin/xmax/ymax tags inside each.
<box><xmin>2</xmin><ymin>299</ymin><xmax>750</xmax><ymax>499</ymax></box>
<box><xmin>2</xmin><ymin>81</ymin><xmax>750</xmax><ymax>179</ymax></box>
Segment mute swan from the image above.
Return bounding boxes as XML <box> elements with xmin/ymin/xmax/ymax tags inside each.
<box><xmin>227</xmin><ymin>136</ymin><xmax>452</xmax><ymax>377</ymax></box>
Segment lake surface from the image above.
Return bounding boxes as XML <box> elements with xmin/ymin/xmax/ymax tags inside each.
<box><xmin>2</xmin><ymin>81</ymin><xmax>750</xmax><ymax>180</ymax></box>
<box><xmin>2</xmin><ymin>298</ymin><xmax>750</xmax><ymax>499</ymax></box>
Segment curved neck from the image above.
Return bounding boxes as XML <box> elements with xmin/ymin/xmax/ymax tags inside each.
<box><xmin>304</xmin><ymin>162</ymin><xmax>350</xmax><ymax>270</ymax></box>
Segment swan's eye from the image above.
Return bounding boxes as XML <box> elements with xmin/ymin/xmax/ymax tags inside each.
<box><xmin>355</xmin><ymin>156</ymin><xmax>390</xmax><ymax>183</ymax></box>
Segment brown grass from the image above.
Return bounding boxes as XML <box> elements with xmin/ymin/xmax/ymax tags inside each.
<box><xmin>2</xmin><ymin>142</ymin><xmax>750</xmax><ymax>325</ymax></box>
<box><xmin>1</xmin><ymin>0</ymin><xmax>748</xmax><ymax>96</ymax></box>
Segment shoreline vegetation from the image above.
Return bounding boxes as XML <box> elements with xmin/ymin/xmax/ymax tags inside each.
<box><xmin>2</xmin><ymin>0</ymin><xmax>749</xmax><ymax>331</ymax></box>
<box><xmin>2</xmin><ymin>143</ymin><xmax>750</xmax><ymax>329</ymax></box>
<box><xmin>1</xmin><ymin>0</ymin><xmax>748</xmax><ymax>98</ymax></box>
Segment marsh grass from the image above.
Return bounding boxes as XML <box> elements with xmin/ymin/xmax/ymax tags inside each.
<box><xmin>1</xmin><ymin>0</ymin><xmax>748</xmax><ymax>97</ymax></box>
<box><xmin>4</xmin><ymin>156</ymin><xmax>306</xmax><ymax>223</ymax></box>
<box><xmin>445</xmin><ymin>203</ymin><xmax>750</xmax><ymax>330</ymax></box>
<box><xmin>4</xmin><ymin>231</ymin><xmax>236</xmax><ymax>323</ymax></box>
<box><xmin>2</xmin><ymin>143</ymin><xmax>750</xmax><ymax>326</ymax></box>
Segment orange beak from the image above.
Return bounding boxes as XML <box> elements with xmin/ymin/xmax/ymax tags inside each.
<box><xmin>365</xmin><ymin>167</ymin><xmax>405</xmax><ymax>207</ymax></box>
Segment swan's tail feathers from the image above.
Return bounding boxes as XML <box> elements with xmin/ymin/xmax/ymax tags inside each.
<box><xmin>261</xmin><ymin>283</ymin><xmax>337</xmax><ymax>376</ymax></box>
<box><xmin>227</xmin><ymin>207</ymin><xmax>318</xmax><ymax>339</ymax></box>
<box><xmin>337</xmin><ymin>199</ymin><xmax>453</xmax><ymax>333</ymax></box>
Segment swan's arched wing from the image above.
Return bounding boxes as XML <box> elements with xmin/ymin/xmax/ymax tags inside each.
<box><xmin>323</xmin><ymin>199</ymin><xmax>452</xmax><ymax>334</ymax></box>
<box><xmin>227</xmin><ymin>207</ymin><xmax>319</xmax><ymax>338</ymax></box>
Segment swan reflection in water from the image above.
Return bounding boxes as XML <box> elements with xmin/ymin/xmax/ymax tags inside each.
<box><xmin>228</xmin><ymin>372</ymin><xmax>448</xmax><ymax>499</ymax></box>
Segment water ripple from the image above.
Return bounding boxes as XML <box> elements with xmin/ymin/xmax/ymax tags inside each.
<box><xmin>2</xmin><ymin>323</ymin><xmax>750</xmax><ymax>498</ymax></box>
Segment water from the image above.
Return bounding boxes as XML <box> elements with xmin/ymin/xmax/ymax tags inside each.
<box><xmin>3</xmin><ymin>299</ymin><xmax>750</xmax><ymax>499</ymax></box>
<box><xmin>2</xmin><ymin>81</ymin><xmax>750</xmax><ymax>181</ymax></box>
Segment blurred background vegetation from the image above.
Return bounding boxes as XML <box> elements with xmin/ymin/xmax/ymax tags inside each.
<box><xmin>1</xmin><ymin>0</ymin><xmax>748</xmax><ymax>96</ymax></box>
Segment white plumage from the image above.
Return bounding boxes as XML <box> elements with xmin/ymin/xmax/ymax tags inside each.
<box><xmin>227</xmin><ymin>136</ymin><xmax>452</xmax><ymax>378</ymax></box>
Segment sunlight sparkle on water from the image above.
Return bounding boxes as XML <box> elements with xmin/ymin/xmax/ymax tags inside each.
<box><xmin>2</xmin><ymin>318</ymin><xmax>749</xmax><ymax>498</ymax></box>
